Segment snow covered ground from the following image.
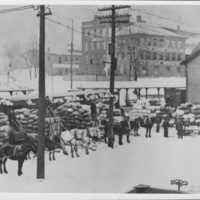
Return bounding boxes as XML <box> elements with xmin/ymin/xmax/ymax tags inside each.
<box><xmin>1</xmin><ymin>126</ymin><xmax>200</xmax><ymax>196</ymax></box>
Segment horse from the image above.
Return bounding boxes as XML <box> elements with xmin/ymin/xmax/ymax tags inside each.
<box><xmin>45</xmin><ymin>117</ymin><xmax>62</xmax><ymax>161</ymax></box>
<box><xmin>138</xmin><ymin>116</ymin><xmax>156</xmax><ymax>138</ymax></box>
<box><xmin>130</xmin><ymin>118</ymin><xmax>140</xmax><ymax>136</ymax></box>
<box><xmin>60</xmin><ymin>129</ymin><xmax>79</xmax><ymax>158</ymax></box>
<box><xmin>0</xmin><ymin>134</ymin><xmax>37</xmax><ymax>176</ymax></box>
<box><xmin>100</xmin><ymin>116</ymin><xmax>131</xmax><ymax>145</ymax></box>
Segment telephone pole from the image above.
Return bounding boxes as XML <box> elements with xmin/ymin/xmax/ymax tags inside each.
<box><xmin>67</xmin><ymin>19</ymin><xmax>74</xmax><ymax>90</ymax></box>
<box><xmin>37</xmin><ymin>5</ymin><xmax>52</xmax><ymax>179</ymax></box>
<box><xmin>96</xmin><ymin>5</ymin><xmax>130</xmax><ymax>148</ymax></box>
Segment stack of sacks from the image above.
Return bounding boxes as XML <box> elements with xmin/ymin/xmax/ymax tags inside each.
<box><xmin>56</xmin><ymin>102</ymin><xmax>95</xmax><ymax>130</ymax></box>
<box><xmin>14</xmin><ymin>108</ymin><xmax>53</xmax><ymax>133</ymax></box>
<box><xmin>0</xmin><ymin>112</ymin><xmax>9</xmax><ymax>126</ymax></box>
<box><xmin>0</xmin><ymin>125</ymin><xmax>10</xmax><ymax>145</ymax></box>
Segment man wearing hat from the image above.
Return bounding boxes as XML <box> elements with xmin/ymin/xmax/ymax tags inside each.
<box><xmin>176</xmin><ymin>116</ymin><xmax>184</xmax><ymax>139</ymax></box>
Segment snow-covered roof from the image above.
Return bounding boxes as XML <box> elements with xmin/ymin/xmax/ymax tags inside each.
<box><xmin>53</xmin><ymin>63</ymin><xmax>79</xmax><ymax>69</ymax></box>
<box><xmin>116</xmin><ymin>22</ymin><xmax>186</xmax><ymax>38</ymax></box>
<box><xmin>0</xmin><ymin>82</ymin><xmax>33</xmax><ymax>93</ymax></box>
<box><xmin>77</xmin><ymin>77</ymin><xmax>186</xmax><ymax>90</ymax></box>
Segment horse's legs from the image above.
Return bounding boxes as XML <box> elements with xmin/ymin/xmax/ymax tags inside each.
<box><xmin>146</xmin><ymin>128</ymin><xmax>148</xmax><ymax>137</ymax></box>
<box><xmin>49</xmin><ymin>152</ymin><xmax>52</xmax><ymax>161</ymax></box>
<box><xmin>0</xmin><ymin>159</ymin><xmax>3</xmax><ymax>174</ymax></box>
<box><xmin>53</xmin><ymin>151</ymin><xmax>55</xmax><ymax>160</ymax></box>
<box><xmin>70</xmin><ymin>143</ymin><xmax>74</xmax><ymax>158</ymax></box>
<box><xmin>149</xmin><ymin>128</ymin><xmax>152</xmax><ymax>137</ymax></box>
<box><xmin>74</xmin><ymin>143</ymin><xmax>79</xmax><ymax>157</ymax></box>
<box><xmin>3</xmin><ymin>158</ymin><xmax>8</xmax><ymax>174</ymax></box>
<box><xmin>18</xmin><ymin>159</ymin><xmax>24</xmax><ymax>176</ymax></box>
<box><xmin>127</xmin><ymin>132</ymin><xmax>130</xmax><ymax>143</ymax></box>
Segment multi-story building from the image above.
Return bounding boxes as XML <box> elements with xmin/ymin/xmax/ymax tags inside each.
<box><xmin>116</xmin><ymin>16</ymin><xmax>187</xmax><ymax>78</ymax></box>
<box><xmin>81</xmin><ymin>15</ymin><xmax>187</xmax><ymax>78</ymax></box>
<box><xmin>81</xmin><ymin>17</ymin><xmax>130</xmax><ymax>75</ymax></box>
<box><xmin>45</xmin><ymin>49</ymin><xmax>82</xmax><ymax>76</ymax></box>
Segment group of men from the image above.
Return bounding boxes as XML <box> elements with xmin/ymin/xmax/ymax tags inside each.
<box><xmin>156</xmin><ymin>115</ymin><xmax>184</xmax><ymax>139</ymax></box>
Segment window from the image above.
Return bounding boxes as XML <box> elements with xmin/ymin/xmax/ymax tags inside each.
<box><xmin>166</xmin><ymin>66</ymin><xmax>171</xmax><ymax>76</ymax></box>
<box><xmin>102</xmin><ymin>28</ymin><xmax>106</xmax><ymax>37</ymax></box>
<box><xmin>166</xmin><ymin>39</ymin><xmax>170</xmax><ymax>47</ymax></box>
<box><xmin>58</xmin><ymin>57</ymin><xmax>62</xmax><ymax>63</ymax></box>
<box><xmin>154</xmin><ymin>66</ymin><xmax>159</xmax><ymax>76</ymax></box>
<box><xmin>142</xmin><ymin>66</ymin><xmax>147</xmax><ymax>76</ymax></box>
<box><xmin>93</xmin><ymin>29</ymin><xmax>97</xmax><ymax>36</ymax></box>
<box><xmin>145</xmin><ymin>51</ymin><xmax>151</xmax><ymax>60</ymax></box>
<box><xmin>65</xmin><ymin>57</ymin><xmax>68</xmax><ymax>62</ymax></box>
<box><xmin>146</xmin><ymin>38</ymin><xmax>151</xmax><ymax>46</ymax></box>
<box><xmin>171</xmin><ymin>53</ymin><xmax>176</xmax><ymax>61</ymax></box>
<box><xmin>96</xmin><ymin>42</ymin><xmax>100</xmax><ymax>50</ymax></box>
<box><xmin>172</xmin><ymin>40</ymin><xmax>176</xmax><ymax>48</ymax></box>
<box><xmin>177</xmin><ymin>66</ymin><xmax>181</xmax><ymax>74</ymax></box>
<box><xmin>140</xmin><ymin>38</ymin><xmax>144</xmax><ymax>46</ymax></box>
<box><xmin>93</xmin><ymin>42</ymin><xmax>97</xmax><ymax>50</ymax></box>
<box><xmin>103</xmin><ymin>41</ymin><xmax>107</xmax><ymax>50</ymax></box>
<box><xmin>165</xmin><ymin>52</ymin><xmax>170</xmax><ymax>61</ymax></box>
<box><xmin>177</xmin><ymin>54</ymin><xmax>182</xmax><ymax>61</ymax></box>
<box><xmin>139</xmin><ymin>50</ymin><xmax>144</xmax><ymax>60</ymax></box>
<box><xmin>152</xmin><ymin>52</ymin><xmax>157</xmax><ymax>60</ymax></box>
<box><xmin>177</xmin><ymin>40</ymin><xmax>182</xmax><ymax>48</ymax></box>
<box><xmin>159</xmin><ymin>38</ymin><xmax>164</xmax><ymax>47</ymax></box>
<box><xmin>87</xmin><ymin>30</ymin><xmax>90</xmax><ymax>37</ymax></box>
<box><xmin>159</xmin><ymin>52</ymin><xmax>163</xmax><ymax>61</ymax></box>
<box><xmin>84</xmin><ymin>42</ymin><xmax>88</xmax><ymax>51</ymax></box>
<box><xmin>76</xmin><ymin>57</ymin><xmax>79</xmax><ymax>62</ymax></box>
<box><xmin>152</xmin><ymin>38</ymin><xmax>158</xmax><ymax>46</ymax></box>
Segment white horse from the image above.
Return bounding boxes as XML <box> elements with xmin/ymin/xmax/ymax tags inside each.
<box><xmin>60</xmin><ymin>130</ymin><xmax>79</xmax><ymax>158</ymax></box>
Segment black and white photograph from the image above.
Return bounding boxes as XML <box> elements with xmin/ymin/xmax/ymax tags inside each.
<box><xmin>1</xmin><ymin>0</ymin><xmax>200</xmax><ymax>199</ymax></box>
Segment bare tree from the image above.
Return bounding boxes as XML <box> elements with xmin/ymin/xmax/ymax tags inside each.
<box><xmin>21</xmin><ymin>35</ymin><xmax>39</xmax><ymax>79</ymax></box>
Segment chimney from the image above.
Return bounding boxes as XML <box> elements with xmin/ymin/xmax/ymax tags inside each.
<box><xmin>137</xmin><ymin>15</ymin><xmax>142</xmax><ymax>23</ymax></box>
<box><xmin>177</xmin><ymin>25</ymin><xmax>180</xmax><ymax>31</ymax></box>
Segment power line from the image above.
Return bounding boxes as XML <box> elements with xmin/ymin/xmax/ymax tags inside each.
<box><xmin>0</xmin><ymin>5</ymin><xmax>38</xmax><ymax>14</ymax></box>
<box><xmin>130</xmin><ymin>7</ymin><xmax>198</xmax><ymax>29</ymax></box>
<box><xmin>46</xmin><ymin>17</ymin><xmax>104</xmax><ymax>39</ymax></box>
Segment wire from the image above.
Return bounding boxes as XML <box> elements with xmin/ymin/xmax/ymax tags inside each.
<box><xmin>130</xmin><ymin>7</ymin><xmax>199</xmax><ymax>29</ymax></box>
<box><xmin>46</xmin><ymin>17</ymin><xmax>104</xmax><ymax>39</ymax></box>
<box><xmin>0</xmin><ymin>5</ymin><xmax>36</xmax><ymax>14</ymax></box>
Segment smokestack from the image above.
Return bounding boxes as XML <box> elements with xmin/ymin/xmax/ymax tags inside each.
<box><xmin>137</xmin><ymin>15</ymin><xmax>142</xmax><ymax>23</ymax></box>
<box><xmin>177</xmin><ymin>25</ymin><xmax>180</xmax><ymax>31</ymax></box>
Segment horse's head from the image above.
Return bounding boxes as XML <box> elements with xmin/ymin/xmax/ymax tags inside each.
<box><xmin>22</xmin><ymin>142</ymin><xmax>37</xmax><ymax>155</ymax></box>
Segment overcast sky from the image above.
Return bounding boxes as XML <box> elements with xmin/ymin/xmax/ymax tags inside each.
<box><xmin>0</xmin><ymin>4</ymin><xmax>200</xmax><ymax>57</ymax></box>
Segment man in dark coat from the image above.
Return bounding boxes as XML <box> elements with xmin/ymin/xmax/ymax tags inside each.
<box><xmin>176</xmin><ymin>117</ymin><xmax>184</xmax><ymax>139</ymax></box>
<box><xmin>162</xmin><ymin>117</ymin><xmax>169</xmax><ymax>138</ymax></box>
<box><xmin>155</xmin><ymin>116</ymin><xmax>161</xmax><ymax>133</ymax></box>
<box><xmin>90</xmin><ymin>100</ymin><xmax>97</xmax><ymax>124</ymax></box>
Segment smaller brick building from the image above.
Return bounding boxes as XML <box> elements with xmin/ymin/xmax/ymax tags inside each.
<box><xmin>45</xmin><ymin>49</ymin><xmax>82</xmax><ymax>76</ymax></box>
<box><xmin>181</xmin><ymin>43</ymin><xmax>200</xmax><ymax>103</ymax></box>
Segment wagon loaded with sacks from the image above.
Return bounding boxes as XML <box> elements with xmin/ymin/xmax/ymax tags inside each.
<box><xmin>173</xmin><ymin>102</ymin><xmax>200</xmax><ymax>136</ymax></box>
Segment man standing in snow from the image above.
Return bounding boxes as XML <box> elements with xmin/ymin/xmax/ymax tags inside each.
<box><xmin>90</xmin><ymin>100</ymin><xmax>97</xmax><ymax>125</ymax></box>
<box><xmin>155</xmin><ymin>115</ymin><xmax>161</xmax><ymax>133</ymax></box>
<box><xmin>162</xmin><ymin>116</ymin><xmax>169</xmax><ymax>138</ymax></box>
<box><xmin>176</xmin><ymin>117</ymin><xmax>184</xmax><ymax>139</ymax></box>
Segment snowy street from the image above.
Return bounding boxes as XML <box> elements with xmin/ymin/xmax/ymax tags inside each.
<box><xmin>0</xmin><ymin>126</ymin><xmax>200</xmax><ymax>194</ymax></box>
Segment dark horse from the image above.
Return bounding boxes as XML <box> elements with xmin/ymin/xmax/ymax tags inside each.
<box><xmin>0</xmin><ymin>134</ymin><xmax>37</xmax><ymax>176</ymax></box>
<box><xmin>138</xmin><ymin>116</ymin><xmax>156</xmax><ymax>138</ymax></box>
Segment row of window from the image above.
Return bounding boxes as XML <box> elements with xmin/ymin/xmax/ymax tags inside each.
<box><xmin>83</xmin><ymin>27</ymin><xmax>112</xmax><ymax>38</ymax></box>
<box><xmin>138</xmin><ymin>51</ymin><xmax>184</xmax><ymax>62</ymax></box>
<box><xmin>84</xmin><ymin>41</ymin><xmax>107</xmax><ymax>51</ymax></box>
<box><xmin>141</xmin><ymin>66</ymin><xmax>181</xmax><ymax>76</ymax></box>
<box><xmin>118</xmin><ymin>37</ymin><xmax>184</xmax><ymax>49</ymax></box>
<box><xmin>57</xmin><ymin>56</ymin><xmax>81</xmax><ymax>63</ymax></box>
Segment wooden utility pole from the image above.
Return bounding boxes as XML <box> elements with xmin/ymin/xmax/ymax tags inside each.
<box><xmin>96</xmin><ymin>5</ymin><xmax>130</xmax><ymax>148</ymax></box>
<box><xmin>37</xmin><ymin>5</ymin><xmax>52</xmax><ymax>179</ymax></box>
<box><xmin>67</xmin><ymin>19</ymin><xmax>74</xmax><ymax>90</ymax></box>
